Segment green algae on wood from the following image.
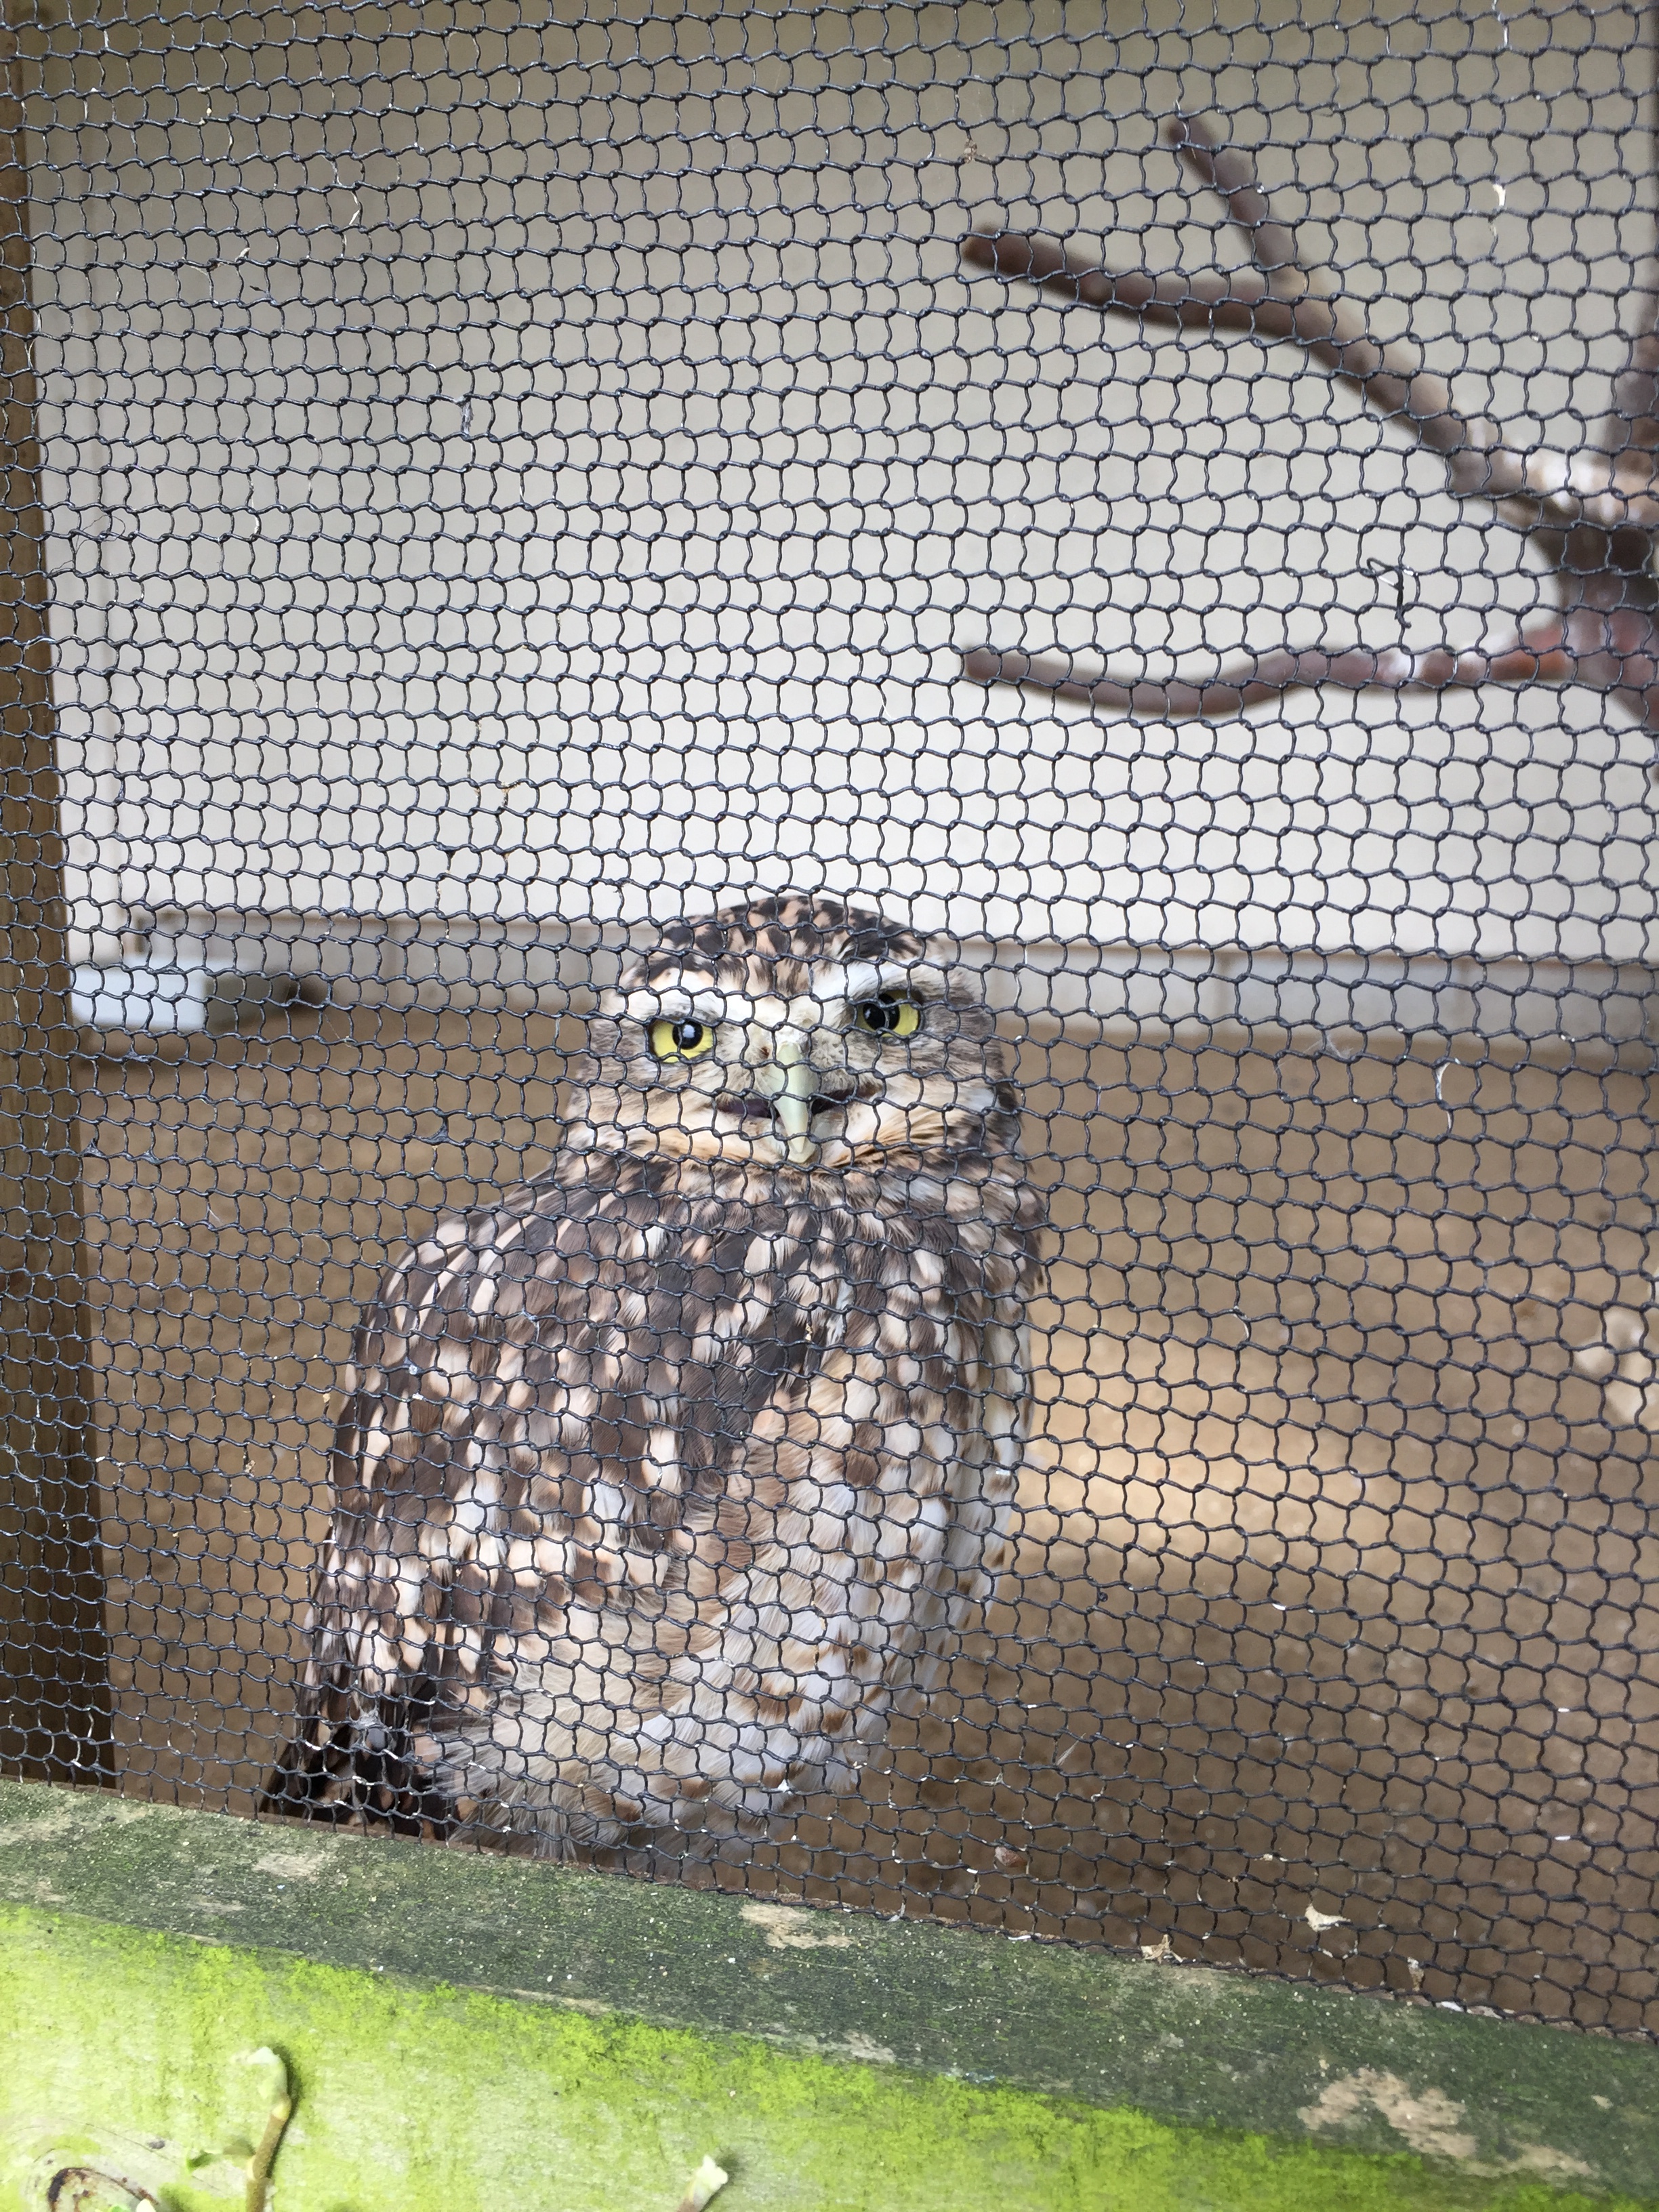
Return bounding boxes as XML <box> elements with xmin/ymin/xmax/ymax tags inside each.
<box><xmin>2</xmin><ymin>1911</ymin><xmax>1652</xmax><ymax>2212</ymax></box>
<box><xmin>0</xmin><ymin>1782</ymin><xmax>1655</xmax><ymax>2212</ymax></box>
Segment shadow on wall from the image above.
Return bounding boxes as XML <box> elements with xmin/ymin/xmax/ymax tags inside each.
<box><xmin>64</xmin><ymin>1007</ymin><xmax>1659</xmax><ymax>2035</ymax></box>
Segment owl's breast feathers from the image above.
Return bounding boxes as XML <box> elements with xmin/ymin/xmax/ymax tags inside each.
<box><xmin>268</xmin><ymin>1143</ymin><xmax>1045</xmax><ymax>1841</ymax></box>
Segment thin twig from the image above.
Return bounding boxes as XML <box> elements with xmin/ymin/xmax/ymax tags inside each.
<box><xmin>242</xmin><ymin>2053</ymin><xmax>294</xmax><ymax>2212</ymax></box>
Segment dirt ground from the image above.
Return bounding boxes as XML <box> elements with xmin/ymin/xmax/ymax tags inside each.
<box><xmin>73</xmin><ymin>1009</ymin><xmax>1659</xmax><ymax>2033</ymax></box>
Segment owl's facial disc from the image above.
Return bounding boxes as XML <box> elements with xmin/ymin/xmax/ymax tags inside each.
<box><xmin>710</xmin><ymin>997</ymin><xmax>825</xmax><ymax>1165</ymax></box>
<box><xmin>583</xmin><ymin>934</ymin><xmax>1010</xmax><ymax>1170</ymax></box>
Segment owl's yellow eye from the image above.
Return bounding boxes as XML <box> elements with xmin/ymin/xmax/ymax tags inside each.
<box><xmin>856</xmin><ymin>996</ymin><xmax>922</xmax><ymax>1039</ymax></box>
<box><xmin>650</xmin><ymin>1017</ymin><xmax>716</xmax><ymax>1061</ymax></box>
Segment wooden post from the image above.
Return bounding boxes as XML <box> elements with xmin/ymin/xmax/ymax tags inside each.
<box><xmin>0</xmin><ymin>5</ymin><xmax>110</xmax><ymax>1780</ymax></box>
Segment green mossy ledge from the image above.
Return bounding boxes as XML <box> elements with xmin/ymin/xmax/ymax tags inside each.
<box><xmin>0</xmin><ymin>1782</ymin><xmax>1654</xmax><ymax>2212</ymax></box>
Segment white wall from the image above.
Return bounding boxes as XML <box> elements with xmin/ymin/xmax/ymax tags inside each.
<box><xmin>26</xmin><ymin>0</ymin><xmax>1659</xmax><ymax>968</ymax></box>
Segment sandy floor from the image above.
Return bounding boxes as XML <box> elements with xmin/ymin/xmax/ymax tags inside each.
<box><xmin>73</xmin><ymin>1011</ymin><xmax>1659</xmax><ymax>2032</ymax></box>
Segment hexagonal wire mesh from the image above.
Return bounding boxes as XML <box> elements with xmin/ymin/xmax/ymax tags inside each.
<box><xmin>1</xmin><ymin>0</ymin><xmax>1657</xmax><ymax>2036</ymax></box>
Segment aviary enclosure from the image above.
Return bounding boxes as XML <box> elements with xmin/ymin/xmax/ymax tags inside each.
<box><xmin>2</xmin><ymin>0</ymin><xmax>1657</xmax><ymax>2039</ymax></box>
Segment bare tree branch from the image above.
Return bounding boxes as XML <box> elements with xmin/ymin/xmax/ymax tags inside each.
<box><xmin>957</xmin><ymin>110</ymin><xmax>1659</xmax><ymax>729</ymax></box>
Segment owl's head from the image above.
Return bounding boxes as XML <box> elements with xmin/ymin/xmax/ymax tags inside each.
<box><xmin>565</xmin><ymin>893</ymin><xmax>1021</xmax><ymax>1171</ymax></box>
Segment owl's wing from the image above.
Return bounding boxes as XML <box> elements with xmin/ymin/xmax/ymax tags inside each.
<box><xmin>262</xmin><ymin>1166</ymin><xmax>674</xmax><ymax>1830</ymax></box>
<box><xmin>262</xmin><ymin>1162</ymin><xmax>847</xmax><ymax>1835</ymax></box>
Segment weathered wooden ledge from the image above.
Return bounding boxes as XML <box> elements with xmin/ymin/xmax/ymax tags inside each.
<box><xmin>0</xmin><ymin>1780</ymin><xmax>1654</xmax><ymax>2211</ymax></box>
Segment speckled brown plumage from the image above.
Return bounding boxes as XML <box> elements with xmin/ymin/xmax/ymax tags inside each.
<box><xmin>266</xmin><ymin>894</ymin><xmax>1046</xmax><ymax>1853</ymax></box>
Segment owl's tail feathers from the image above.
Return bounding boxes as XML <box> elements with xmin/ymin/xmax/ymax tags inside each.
<box><xmin>259</xmin><ymin>1673</ymin><xmax>459</xmax><ymax>1841</ymax></box>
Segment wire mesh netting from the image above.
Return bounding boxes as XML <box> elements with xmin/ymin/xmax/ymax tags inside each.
<box><xmin>2</xmin><ymin>0</ymin><xmax>1658</xmax><ymax>2037</ymax></box>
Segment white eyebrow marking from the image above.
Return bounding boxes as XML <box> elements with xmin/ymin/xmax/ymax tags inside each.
<box><xmin>836</xmin><ymin>960</ymin><xmax>945</xmax><ymax>1004</ymax></box>
<box><xmin>620</xmin><ymin>988</ymin><xmax>755</xmax><ymax>1023</ymax></box>
<box><xmin>615</xmin><ymin>964</ymin><xmax>944</xmax><ymax>1028</ymax></box>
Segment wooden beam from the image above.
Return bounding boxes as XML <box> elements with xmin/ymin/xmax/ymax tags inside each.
<box><xmin>0</xmin><ymin>6</ymin><xmax>110</xmax><ymax>1780</ymax></box>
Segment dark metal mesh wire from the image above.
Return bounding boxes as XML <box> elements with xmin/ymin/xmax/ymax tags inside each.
<box><xmin>3</xmin><ymin>0</ymin><xmax>1659</xmax><ymax>2036</ymax></box>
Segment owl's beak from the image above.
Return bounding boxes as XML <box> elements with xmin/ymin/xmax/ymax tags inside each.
<box><xmin>750</xmin><ymin>1029</ymin><xmax>820</xmax><ymax>1166</ymax></box>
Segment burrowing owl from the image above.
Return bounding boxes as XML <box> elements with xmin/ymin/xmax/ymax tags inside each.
<box><xmin>266</xmin><ymin>894</ymin><xmax>1046</xmax><ymax>1853</ymax></box>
